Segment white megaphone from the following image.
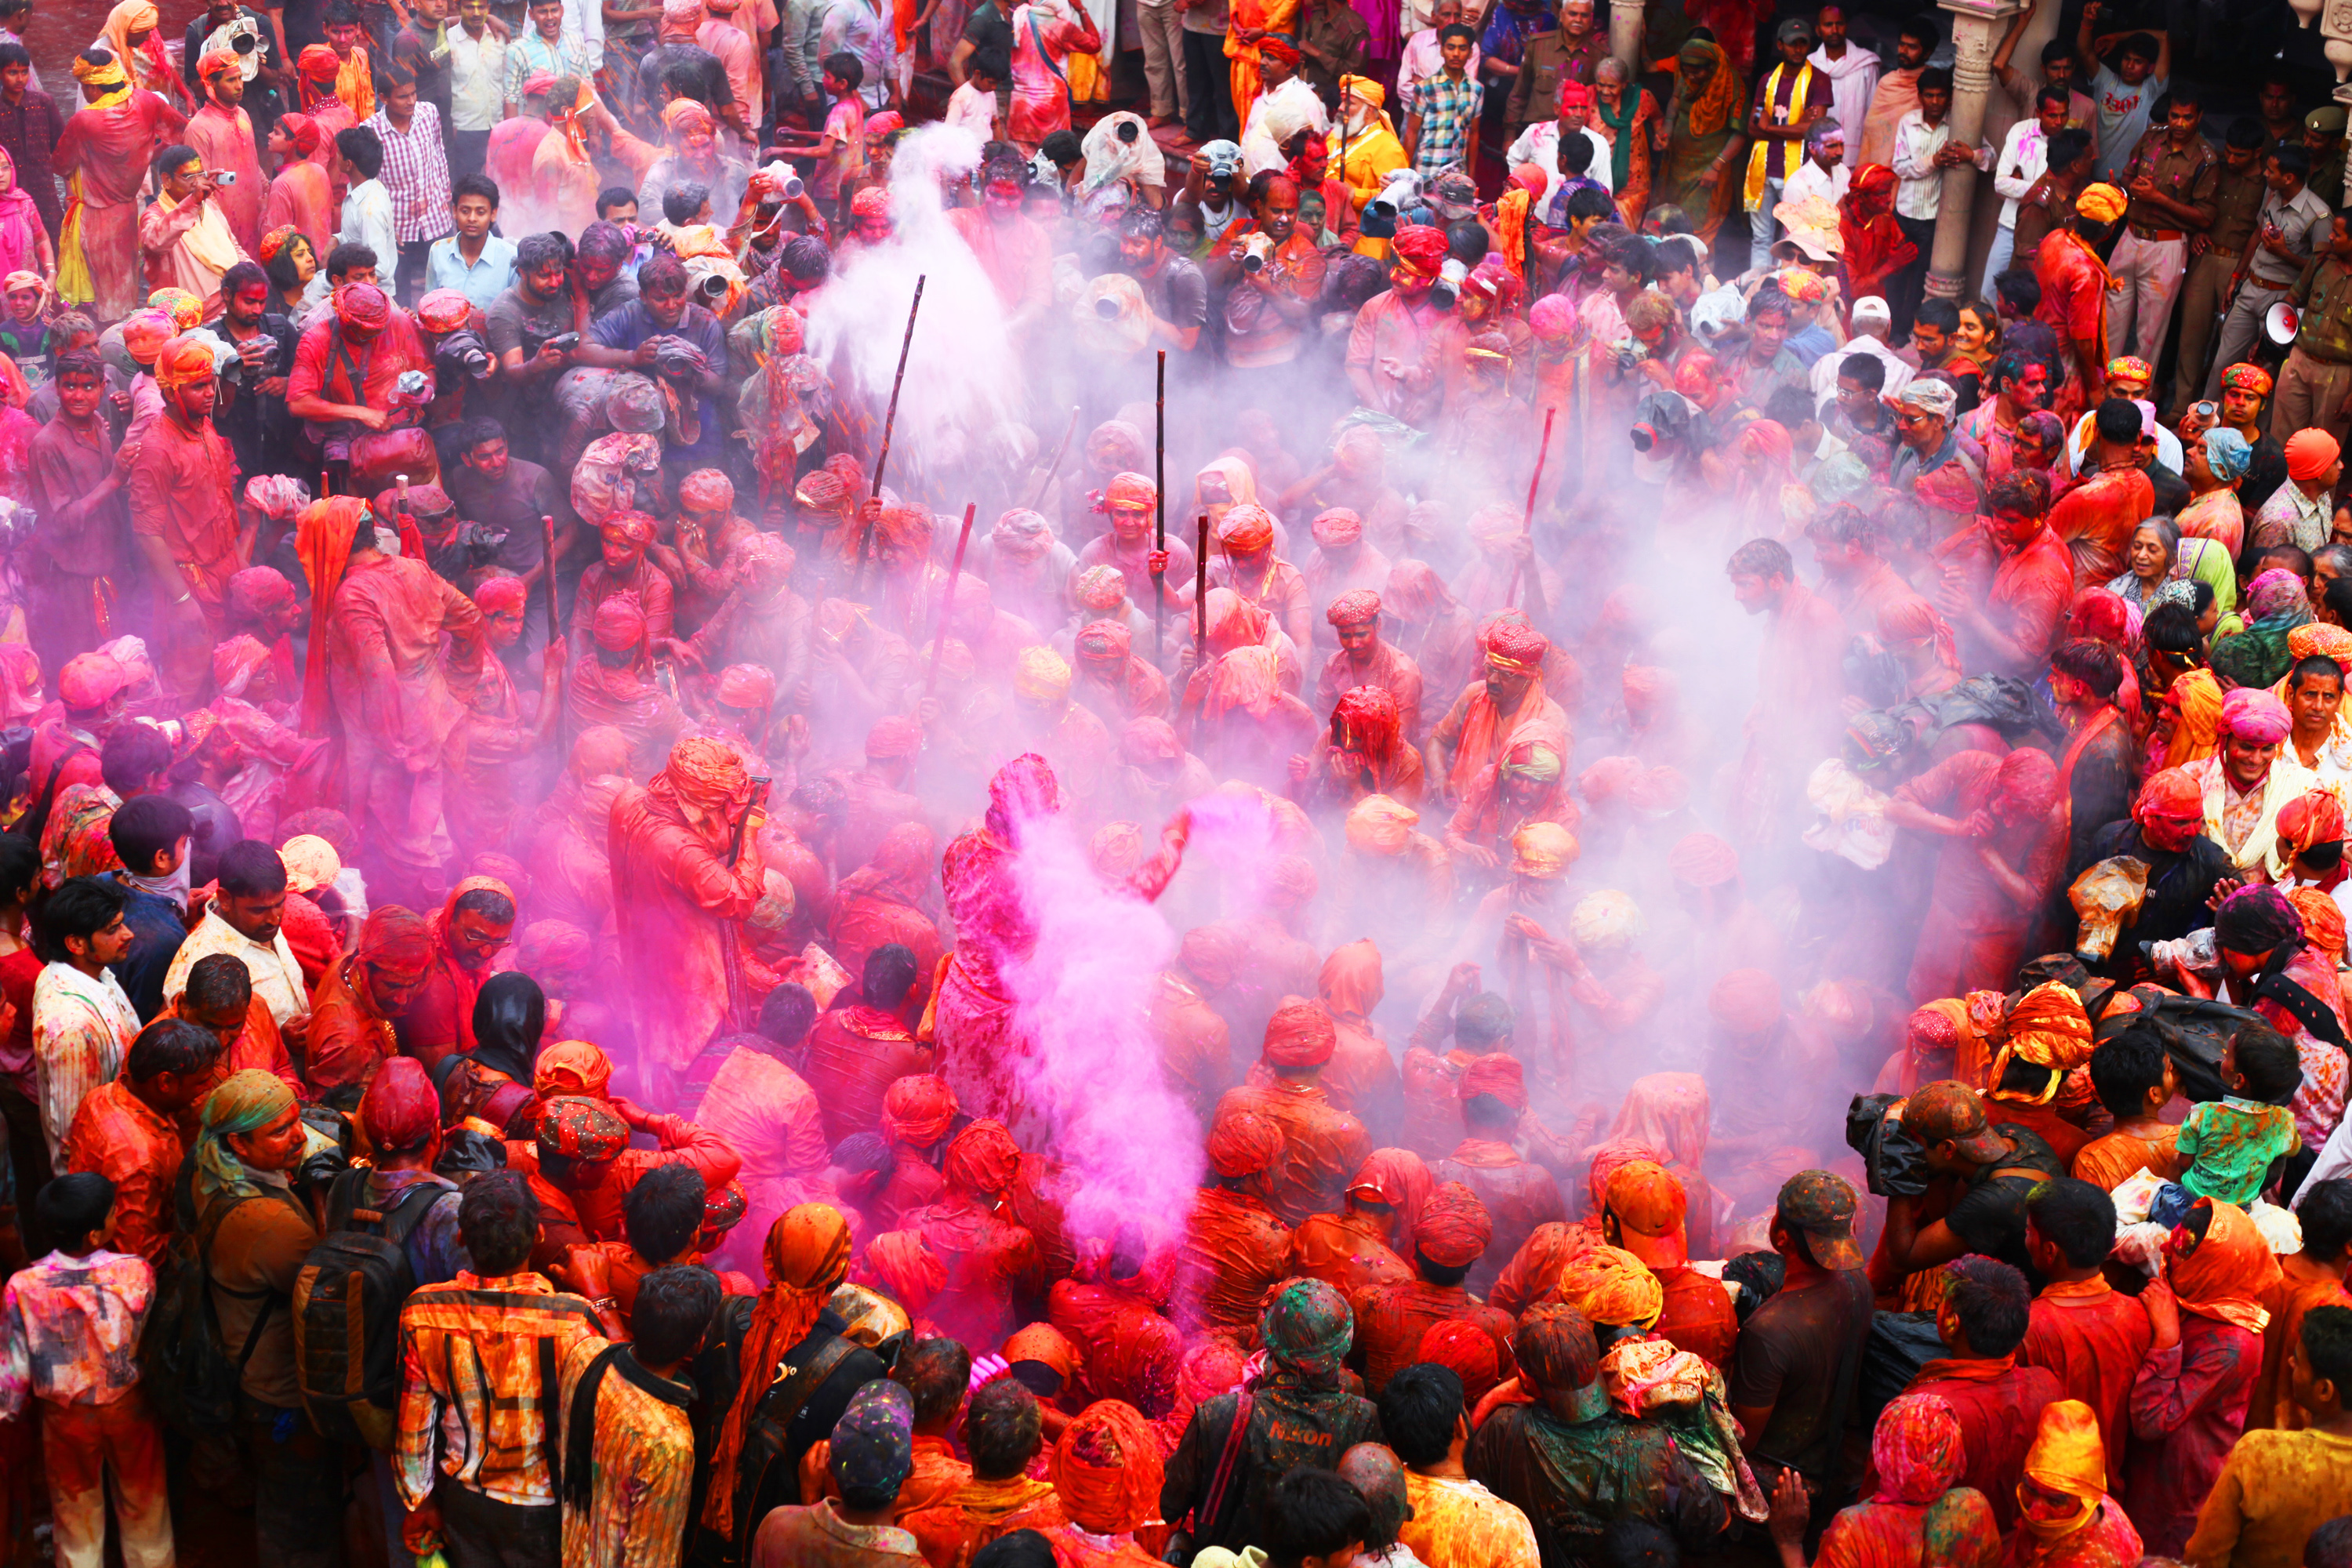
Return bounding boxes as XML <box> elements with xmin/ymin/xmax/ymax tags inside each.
<box><xmin>2267</xmin><ymin>300</ymin><xmax>2301</xmax><ymax>346</ymax></box>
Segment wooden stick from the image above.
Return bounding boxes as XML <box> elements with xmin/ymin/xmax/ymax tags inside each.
<box><xmin>1024</xmin><ymin>404</ymin><xmax>1081</xmax><ymax>511</ymax></box>
<box><xmin>926</xmin><ymin>503</ymin><xmax>978</xmax><ymax>702</ymax></box>
<box><xmin>541</xmin><ymin>514</ymin><xmax>560</xmax><ymax>648</ymax></box>
<box><xmin>855</xmin><ymin>274</ymin><xmax>926</xmax><ymax>588</ymax></box>
<box><xmin>1193</xmin><ymin>514</ymin><xmax>1209</xmax><ymax>648</ymax></box>
<box><xmin>1506</xmin><ymin>408</ymin><xmax>1557</xmax><ymax>608</ymax></box>
<box><xmin>1153</xmin><ymin>349</ymin><xmax>1167</xmax><ymax>667</ymax></box>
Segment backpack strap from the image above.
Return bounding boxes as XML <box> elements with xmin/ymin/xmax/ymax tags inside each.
<box><xmin>540</xmin><ymin>1334</ymin><xmax>562</xmax><ymax>1501</ymax></box>
<box><xmin>2255</xmin><ymin>964</ymin><xmax>2351</xmax><ymax>1058</ymax></box>
<box><xmin>1190</xmin><ymin>1385</ymin><xmax>1257</xmax><ymax>1542</ymax></box>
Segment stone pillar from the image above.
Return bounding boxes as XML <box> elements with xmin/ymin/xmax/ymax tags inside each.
<box><xmin>1926</xmin><ymin>0</ymin><xmax>2027</xmax><ymax>300</ymax></box>
<box><xmin>1610</xmin><ymin>0</ymin><xmax>1642</xmax><ymax>71</ymax></box>
<box><xmin>2325</xmin><ymin>0</ymin><xmax>2352</xmax><ymax>103</ymax></box>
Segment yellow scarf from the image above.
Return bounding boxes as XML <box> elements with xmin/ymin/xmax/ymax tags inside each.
<box><xmin>1743</xmin><ymin>60</ymin><xmax>1812</xmax><ymax>212</ymax></box>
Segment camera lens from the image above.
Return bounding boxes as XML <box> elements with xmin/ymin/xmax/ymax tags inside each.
<box><xmin>1117</xmin><ymin>120</ymin><xmax>1138</xmax><ymax>142</ymax></box>
<box><xmin>1094</xmin><ymin>296</ymin><xmax>1121</xmax><ymax>318</ymax></box>
<box><xmin>1628</xmin><ymin>425</ymin><xmax>1656</xmax><ymax>452</ymax></box>
<box><xmin>233</xmin><ymin>31</ymin><xmax>255</xmax><ymax>50</ymax></box>
<box><xmin>698</xmin><ymin>274</ymin><xmax>728</xmax><ymax>298</ymax></box>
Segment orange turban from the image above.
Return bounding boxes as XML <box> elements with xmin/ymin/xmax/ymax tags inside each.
<box><xmin>2288</xmin><ymin>887</ymin><xmax>2347</xmax><ymax>962</ymax></box>
<box><xmin>2166</xmin><ymin>1197</ymin><xmax>2283</xmax><ymax>1334</ymax></box>
<box><xmin>1345</xmin><ymin>794</ymin><xmax>1419</xmax><ymax>855</ymax></box>
<box><xmin>655</xmin><ymin>735</ymin><xmax>750</xmax><ymax>815</ymax></box>
<box><xmin>705</xmin><ymin>1203</ymin><xmax>855</xmax><ymax>1535</ymax></box>
<box><xmin>532</xmin><ymin>1040</ymin><xmax>612</xmax><ymax>1100</ymax></box>
<box><xmin>357</xmin><ymin>906</ymin><xmax>434</xmax><ymax>972</ymax></box>
<box><xmin>1051</xmin><ymin>1402</ymin><xmax>1164</xmax><ymax>1535</ymax></box>
<box><xmin>1217</xmin><ymin>504</ymin><xmax>1276</xmax><ymax>554</ymax></box>
<box><xmin>880</xmin><ymin>1075</ymin><xmax>957</xmax><ymax>1148</ymax></box>
<box><xmin>1987</xmin><ymin>982</ymin><xmax>2092</xmax><ymax>1102</ymax></box>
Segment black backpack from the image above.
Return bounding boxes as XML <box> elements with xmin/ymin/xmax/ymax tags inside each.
<box><xmin>140</xmin><ymin>1183</ymin><xmax>267</xmax><ymax>1440</ymax></box>
<box><xmin>291</xmin><ymin>1169</ymin><xmax>449</xmax><ymax>1448</ymax></box>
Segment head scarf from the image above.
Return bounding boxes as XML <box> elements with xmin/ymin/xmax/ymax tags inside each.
<box><xmin>1050</xmin><ymin>1402</ymin><xmax>1164</xmax><ymax>1535</ymax></box>
<box><xmin>193</xmin><ymin>1069</ymin><xmax>298</xmax><ymax>1203</ymax></box>
<box><xmin>2277</xmin><ymin>788</ymin><xmax>2346</xmax><ymax>859</ymax></box>
<box><xmin>2162</xmin><ymin>668</ymin><xmax>2227</xmax><ymax>770</ymax></box>
<box><xmin>72</xmin><ymin>52</ymin><xmax>129</xmax><ymax>108</ymax></box>
<box><xmin>1985</xmin><ymin>982</ymin><xmax>2092</xmax><ymax>1102</ymax></box>
<box><xmin>2203</xmin><ymin>426</ymin><xmax>2252</xmax><ymax>484</ymax></box>
<box><xmin>2167</xmin><ymin>1197</ymin><xmax>2283</xmax><ymax>1334</ymax></box>
<box><xmin>2288</xmin><ymin>428</ymin><xmax>2342</xmax><ymax>482</ymax></box>
<box><xmin>1263</xmin><ymin>1001</ymin><xmax>1338</xmax><ymax>1069</ymax></box>
<box><xmin>1556</xmin><ymin>1243</ymin><xmax>1665</xmax><ymax>1329</ymax></box>
<box><xmin>1345</xmin><ymin>794</ymin><xmax>1420</xmax><ymax>855</ymax></box>
<box><xmin>880</xmin><ymin>1075</ymin><xmax>957</xmax><ymax>1148</ymax></box>
<box><xmin>1261</xmin><ymin>1277</ymin><xmax>1353</xmax><ymax>1382</ymax></box>
<box><xmin>2019</xmin><ymin>1399</ymin><xmax>2108</xmax><ymax>1541</ymax></box>
<box><xmin>943</xmin><ymin>1120</ymin><xmax>1021</xmax><ymax>1197</ymax></box>
<box><xmin>1870</xmin><ymin>1393</ymin><xmax>1966</xmax><ymax>1504</ymax></box>
<box><xmin>358</xmin><ymin>906</ymin><xmax>434</xmax><ymax>974</ymax></box>
<box><xmin>829</xmin><ymin>1381</ymin><xmax>915</xmax><ymax>1502</ymax></box>
<box><xmin>154</xmin><ymin>332</ymin><xmax>216</xmax><ymax>393</ymax></box>
<box><xmin>2290</xmin><ymin>886</ymin><xmax>2347</xmax><ymax>962</ymax></box>
<box><xmin>2074</xmin><ymin>183</ymin><xmax>2127</xmax><ymax>224</ymax></box>
<box><xmin>360</xmin><ymin>1056</ymin><xmax>439</xmax><ymax>1154</ymax></box>
<box><xmin>705</xmin><ymin>1203</ymin><xmax>855</xmax><ymax>1534</ymax></box>
<box><xmin>2220</xmin><ymin>685</ymin><xmax>2294</xmax><ymax>744</ymax></box>
<box><xmin>1675</xmin><ymin>38</ymin><xmax>1740</xmax><ymax>137</ymax></box>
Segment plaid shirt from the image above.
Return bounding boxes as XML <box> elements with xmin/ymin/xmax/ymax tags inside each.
<box><xmin>1412</xmin><ymin>71</ymin><xmax>1481</xmax><ymax>176</ymax></box>
<box><xmin>394</xmin><ymin>1270</ymin><xmax>599</xmax><ymax>1511</ymax></box>
<box><xmin>365</xmin><ymin>100</ymin><xmax>456</xmax><ymax>245</ymax></box>
<box><xmin>0</xmin><ymin>1249</ymin><xmax>154</xmax><ymax>1417</ymax></box>
<box><xmin>506</xmin><ymin>30</ymin><xmax>599</xmax><ymax>110</ymax></box>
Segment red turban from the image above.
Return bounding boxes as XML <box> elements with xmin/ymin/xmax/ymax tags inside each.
<box><xmin>601</xmin><ymin>511</ymin><xmax>659</xmax><ymax>547</ymax></box>
<box><xmin>277</xmin><ymin>112</ymin><xmax>322</xmax><ymax>155</ymax></box>
<box><xmin>474</xmin><ymin>576</ymin><xmax>528</xmax><ymax>617</ymax></box>
<box><xmin>416</xmin><ymin>289</ymin><xmax>473</xmax><ymax>333</ymax></box>
<box><xmin>1051</xmin><ymin>1401</ymin><xmax>1164</xmax><ymax>1536</ymax></box>
<box><xmin>358</xmin><ymin>906</ymin><xmax>434</xmax><ymax>972</ymax></box>
<box><xmin>1179</xmin><ymin>924</ymin><xmax>1241</xmax><ymax>987</ymax></box>
<box><xmin>1709</xmin><ymin>968</ymin><xmax>1782</xmax><ymax>1034</ymax></box>
<box><xmin>659</xmin><ymin>735</ymin><xmax>750</xmax><ymax>814</ymax></box>
<box><xmin>1074</xmin><ymin>620</ymin><xmax>1131</xmax><ymax>663</ymax></box>
<box><xmin>1668</xmin><ymin>832</ymin><xmax>1740</xmax><ymax>887</ymax></box>
<box><xmin>297</xmin><ymin>43</ymin><xmax>339</xmax><ymax>79</ymax></box>
<box><xmin>866</xmin><ymin>714</ymin><xmax>922</xmax><ymax>757</ymax></box>
<box><xmin>1256</xmin><ymin>34</ymin><xmax>1301</xmax><ymax>64</ymax></box>
<box><xmin>1312</xmin><ymin>508</ymin><xmax>1363</xmax><ymax>546</ymax></box>
<box><xmin>1392</xmin><ymin>223</ymin><xmax>1449</xmax><ymax>269</ymax></box>
<box><xmin>1101</xmin><ymin>471</ymin><xmax>1155</xmax><ymax>510</ymax></box>
<box><xmin>336</xmin><ymin>282</ymin><xmax>390</xmax><ymax>330</ymax></box>
<box><xmin>943</xmin><ymin>1119</ymin><xmax>1021</xmax><ymax>1197</ymax></box>
<box><xmin>1461</xmin><ymin>1052</ymin><xmax>1527</xmax><ymax>1112</ymax></box>
<box><xmin>679</xmin><ymin>468</ymin><xmax>734</xmax><ymax>510</ymax></box>
<box><xmin>716</xmin><ymin>663</ymin><xmax>775</xmax><ymax>710</ymax></box>
<box><xmin>1207</xmin><ymin>1109</ymin><xmax>1283</xmax><ymax>1177</ymax></box>
<box><xmin>592</xmin><ymin>595</ymin><xmax>646</xmax><ymax>652</ymax></box>
<box><xmin>58</xmin><ymin>652</ymin><xmax>125</xmax><ymax>712</ymax></box>
<box><xmin>1263</xmin><ymin>1000</ymin><xmax>1338</xmax><ymax>1068</ymax></box>
<box><xmin>1414</xmin><ymin>1181</ymin><xmax>1494</xmax><ymax>1268</ymax></box>
<box><xmin>2279</xmin><ymin>789</ymin><xmax>2347</xmax><ymax>858</ymax></box>
<box><xmin>880</xmin><ymin>1075</ymin><xmax>957</xmax><ymax>1148</ymax></box>
<box><xmin>1327</xmin><ymin>590</ymin><xmax>1381</xmax><ymax>627</ymax></box>
<box><xmin>2135</xmin><ymin>767</ymin><xmax>2202</xmax><ymax>824</ymax></box>
<box><xmin>1481</xmin><ymin>618</ymin><xmax>1549</xmax><ymax>673</ymax></box>
<box><xmin>154</xmin><ymin>333</ymin><xmax>218</xmax><ymax>393</ymax></box>
<box><xmin>1417</xmin><ymin>1319</ymin><xmax>1502</xmax><ymax>1405</ymax></box>
<box><xmin>1991</xmin><ymin>747</ymin><xmax>2063</xmax><ymax>819</ymax></box>
<box><xmin>360</xmin><ymin>1056</ymin><xmax>439</xmax><ymax>1152</ymax></box>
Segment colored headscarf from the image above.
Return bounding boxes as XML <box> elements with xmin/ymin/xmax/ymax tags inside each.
<box><xmin>360</xmin><ymin>1056</ymin><xmax>440</xmax><ymax>1154</ymax></box>
<box><xmin>2018</xmin><ymin>1400</ymin><xmax>2109</xmax><ymax>1541</ymax></box>
<box><xmin>880</xmin><ymin>1075</ymin><xmax>957</xmax><ymax>1148</ymax></box>
<box><xmin>532</xmin><ymin>1040</ymin><xmax>612</xmax><ymax>1100</ymax></box>
<box><xmin>705</xmin><ymin>1203</ymin><xmax>855</xmax><ymax>1534</ymax></box>
<box><xmin>2204</xmin><ymin>426</ymin><xmax>2252</xmax><ymax>484</ymax></box>
<box><xmin>2220</xmin><ymin>685</ymin><xmax>2294</xmax><ymax>745</ymax></box>
<box><xmin>943</xmin><ymin>1120</ymin><xmax>1021</xmax><ymax>1197</ymax></box>
<box><xmin>1871</xmin><ymin>1392</ymin><xmax>1966</xmax><ymax>1504</ymax></box>
<box><xmin>1414</xmin><ymin>1181</ymin><xmax>1494</xmax><ymax>1269</ymax></box>
<box><xmin>1556</xmin><ymin>1243</ymin><xmax>1665</xmax><ymax>1329</ymax></box>
<box><xmin>1986</xmin><ymin>982</ymin><xmax>2092</xmax><ymax>1102</ymax></box>
<box><xmin>2167</xmin><ymin>1198</ymin><xmax>2284</xmax><ymax>1334</ymax></box>
<box><xmin>1675</xmin><ymin>38</ymin><xmax>1740</xmax><ymax>137</ymax></box>
<box><xmin>193</xmin><ymin>1069</ymin><xmax>298</xmax><ymax>1203</ymax></box>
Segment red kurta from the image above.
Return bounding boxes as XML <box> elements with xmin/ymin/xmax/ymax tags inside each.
<box><xmin>1214</xmin><ymin>1078</ymin><xmax>1371</xmax><ymax>1228</ymax></box>
<box><xmin>608</xmin><ymin>778</ymin><xmax>767</xmax><ymax>1073</ymax></box>
<box><xmin>1431</xmin><ymin>1138</ymin><xmax>1565</xmax><ymax>1298</ymax></box>
<box><xmin>2019</xmin><ymin>1279</ymin><xmax>2157</xmax><ymax>1490</ymax></box>
<box><xmin>184</xmin><ymin>101</ymin><xmax>264</xmax><ymax>258</ymax></box>
<box><xmin>803</xmin><ymin>1004</ymin><xmax>931</xmax><ymax>1148</ymax></box>
<box><xmin>1352</xmin><ymin>1278</ymin><xmax>1512</xmax><ymax>1394</ymax></box>
<box><xmin>1879</xmin><ymin>1356</ymin><xmax>2064</xmax><ymax>1534</ymax></box>
<box><xmin>54</xmin><ymin>90</ymin><xmax>189</xmax><ymax>320</ymax></box>
<box><xmin>1174</xmin><ymin>1185</ymin><xmax>1291</xmax><ymax>1344</ymax></box>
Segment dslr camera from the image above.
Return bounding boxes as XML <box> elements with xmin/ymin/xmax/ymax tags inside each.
<box><xmin>1237</xmin><ymin>231</ymin><xmax>1276</xmax><ymax>273</ymax></box>
<box><xmin>433</xmin><ymin>327</ymin><xmax>493</xmax><ymax>380</ymax></box>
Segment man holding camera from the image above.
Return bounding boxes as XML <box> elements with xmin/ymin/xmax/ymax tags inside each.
<box><xmin>574</xmin><ymin>251</ymin><xmax>730</xmax><ymax>477</ymax></box>
<box><xmin>211</xmin><ymin>260</ymin><xmax>298</xmax><ymax>482</ymax></box>
<box><xmin>139</xmin><ymin>142</ymin><xmax>251</xmax><ymax>300</ymax></box>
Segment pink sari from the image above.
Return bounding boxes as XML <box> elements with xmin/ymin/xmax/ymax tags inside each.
<box><xmin>0</xmin><ymin>150</ymin><xmax>42</xmax><ymax>278</ymax></box>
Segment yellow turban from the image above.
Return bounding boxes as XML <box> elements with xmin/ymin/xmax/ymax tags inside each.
<box><xmin>1341</xmin><ymin>74</ymin><xmax>1384</xmax><ymax>109</ymax></box>
<box><xmin>1556</xmin><ymin>1243</ymin><xmax>1665</xmax><ymax>1329</ymax></box>
<box><xmin>2019</xmin><ymin>1400</ymin><xmax>2108</xmax><ymax>1541</ymax></box>
<box><xmin>1346</xmin><ymin>794</ymin><xmax>1420</xmax><ymax>855</ymax></box>
<box><xmin>2074</xmin><ymin>183</ymin><xmax>2128</xmax><ymax>225</ymax></box>
<box><xmin>1510</xmin><ymin>822</ymin><xmax>1578</xmax><ymax>880</ymax></box>
<box><xmin>1013</xmin><ymin>646</ymin><xmax>1072</xmax><ymax>704</ymax></box>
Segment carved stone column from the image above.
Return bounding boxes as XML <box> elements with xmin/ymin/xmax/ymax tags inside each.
<box><xmin>1927</xmin><ymin>0</ymin><xmax>2028</xmax><ymax>299</ymax></box>
<box><xmin>1610</xmin><ymin>0</ymin><xmax>1642</xmax><ymax>71</ymax></box>
<box><xmin>2325</xmin><ymin>0</ymin><xmax>2352</xmax><ymax>103</ymax></box>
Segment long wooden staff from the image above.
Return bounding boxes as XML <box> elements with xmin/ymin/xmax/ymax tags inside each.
<box><xmin>926</xmin><ymin>503</ymin><xmax>978</xmax><ymax>701</ymax></box>
<box><xmin>1153</xmin><ymin>350</ymin><xmax>1167</xmax><ymax>666</ymax></box>
<box><xmin>854</xmin><ymin>274</ymin><xmax>926</xmax><ymax>588</ymax></box>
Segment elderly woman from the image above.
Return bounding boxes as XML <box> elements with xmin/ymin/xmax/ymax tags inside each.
<box><xmin>2105</xmin><ymin>516</ymin><xmax>2180</xmax><ymax>615</ymax></box>
<box><xmin>2179</xmin><ymin>426</ymin><xmax>2253</xmax><ymax>557</ymax></box>
<box><xmin>1592</xmin><ymin>56</ymin><xmax>1658</xmax><ymax>227</ymax></box>
<box><xmin>1654</xmin><ymin>38</ymin><xmax>1744</xmax><ymax>242</ymax></box>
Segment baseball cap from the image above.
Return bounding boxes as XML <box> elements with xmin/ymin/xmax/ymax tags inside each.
<box><xmin>1900</xmin><ymin>1079</ymin><xmax>2012</xmax><ymax>1163</ymax></box>
<box><xmin>1776</xmin><ymin>16</ymin><xmax>1815</xmax><ymax>43</ymax></box>
<box><xmin>1851</xmin><ymin>295</ymin><xmax>1892</xmax><ymax>326</ymax></box>
<box><xmin>1775</xmin><ymin>1169</ymin><xmax>1864</xmax><ymax>1271</ymax></box>
<box><xmin>1604</xmin><ymin>1160</ymin><xmax>1689</xmax><ymax>1268</ymax></box>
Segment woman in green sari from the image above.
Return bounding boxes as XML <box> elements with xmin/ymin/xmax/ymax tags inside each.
<box><xmin>1653</xmin><ymin>38</ymin><xmax>1745</xmax><ymax>242</ymax></box>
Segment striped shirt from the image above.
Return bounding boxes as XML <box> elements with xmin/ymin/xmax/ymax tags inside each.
<box><xmin>394</xmin><ymin>1271</ymin><xmax>599</xmax><ymax>1510</ymax></box>
<box><xmin>365</xmin><ymin>100</ymin><xmax>456</xmax><ymax>245</ymax></box>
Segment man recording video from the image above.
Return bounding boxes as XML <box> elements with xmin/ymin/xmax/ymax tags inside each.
<box><xmin>139</xmin><ymin>143</ymin><xmax>249</xmax><ymax>300</ymax></box>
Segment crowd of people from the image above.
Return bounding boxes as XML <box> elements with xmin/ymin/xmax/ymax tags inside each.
<box><xmin>0</xmin><ymin>0</ymin><xmax>2347</xmax><ymax>1566</ymax></box>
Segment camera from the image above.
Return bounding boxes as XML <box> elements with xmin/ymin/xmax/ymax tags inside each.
<box><xmin>1200</xmin><ymin>140</ymin><xmax>1243</xmax><ymax>180</ymax></box>
<box><xmin>1237</xmin><ymin>231</ymin><xmax>1276</xmax><ymax>273</ymax></box>
<box><xmin>1093</xmin><ymin>295</ymin><xmax>1123</xmax><ymax>319</ymax></box>
<box><xmin>448</xmin><ymin>519</ymin><xmax>510</xmax><ymax>568</ymax></box>
<box><xmin>1613</xmin><ymin>339</ymin><xmax>1650</xmax><ymax>369</ymax></box>
<box><xmin>1116</xmin><ymin>118</ymin><xmax>1139</xmax><ymax>143</ymax></box>
<box><xmin>434</xmin><ymin>326</ymin><xmax>493</xmax><ymax>379</ymax></box>
<box><xmin>696</xmin><ymin>271</ymin><xmax>730</xmax><ymax>301</ymax></box>
<box><xmin>543</xmin><ymin>331</ymin><xmax>580</xmax><ymax>354</ymax></box>
<box><xmin>209</xmin><ymin>169</ymin><xmax>237</xmax><ymax>185</ymax></box>
<box><xmin>1429</xmin><ymin>256</ymin><xmax>1467</xmax><ymax>310</ymax></box>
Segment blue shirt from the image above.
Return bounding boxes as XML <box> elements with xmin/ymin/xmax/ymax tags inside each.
<box><xmin>107</xmin><ymin>880</ymin><xmax>186</xmax><ymax>1025</ymax></box>
<box><xmin>423</xmin><ymin>233</ymin><xmax>518</xmax><ymax>312</ymax></box>
<box><xmin>586</xmin><ymin>299</ymin><xmax>730</xmax><ymax>463</ymax></box>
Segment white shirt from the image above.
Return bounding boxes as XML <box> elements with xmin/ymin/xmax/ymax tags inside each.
<box><xmin>1891</xmin><ymin>109</ymin><xmax>1987</xmax><ymax>220</ymax></box>
<box><xmin>945</xmin><ymin>79</ymin><xmax>996</xmax><ymax>138</ymax></box>
<box><xmin>1782</xmin><ymin>157</ymin><xmax>1849</xmax><ymax>208</ymax></box>
<box><xmin>339</xmin><ymin>176</ymin><xmax>398</xmax><ymax>267</ymax></box>
<box><xmin>163</xmin><ymin>906</ymin><xmax>312</xmax><ymax>1027</ymax></box>
<box><xmin>1994</xmin><ymin>117</ymin><xmax>2049</xmax><ymax>229</ymax></box>
<box><xmin>1809</xmin><ymin>332</ymin><xmax>1915</xmax><ymax>406</ymax></box>
<box><xmin>561</xmin><ymin>0</ymin><xmax>605</xmax><ymax>69</ymax></box>
<box><xmin>1806</xmin><ymin>40</ymin><xmax>1878</xmax><ymax>169</ymax></box>
<box><xmin>1503</xmin><ymin>120</ymin><xmax>1613</xmax><ymax>210</ymax></box>
<box><xmin>31</xmin><ymin>963</ymin><xmax>140</xmax><ymax>1163</ymax></box>
<box><xmin>445</xmin><ymin>26</ymin><xmax>507</xmax><ymax>132</ymax></box>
